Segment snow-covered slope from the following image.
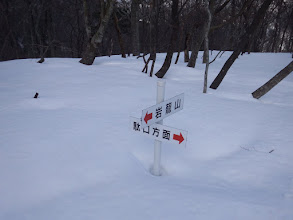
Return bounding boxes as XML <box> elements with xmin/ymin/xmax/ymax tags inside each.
<box><xmin>0</xmin><ymin>52</ymin><xmax>292</xmax><ymax>219</ymax></box>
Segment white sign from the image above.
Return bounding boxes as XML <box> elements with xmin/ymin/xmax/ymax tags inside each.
<box><xmin>141</xmin><ymin>93</ymin><xmax>184</xmax><ymax>128</ymax></box>
<box><xmin>130</xmin><ymin>117</ymin><xmax>187</xmax><ymax>147</ymax></box>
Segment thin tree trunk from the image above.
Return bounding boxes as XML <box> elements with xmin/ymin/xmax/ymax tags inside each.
<box><xmin>150</xmin><ymin>57</ymin><xmax>156</xmax><ymax>77</ymax></box>
<box><xmin>142</xmin><ymin>56</ymin><xmax>150</xmax><ymax>73</ymax></box>
<box><xmin>203</xmin><ymin>0</ymin><xmax>212</xmax><ymax>93</ymax></box>
<box><xmin>203</xmin><ymin>37</ymin><xmax>209</xmax><ymax>64</ymax></box>
<box><xmin>175</xmin><ymin>26</ymin><xmax>184</xmax><ymax>64</ymax></box>
<box><xmin>210</xmin><ymin>0</ymin><xmax>274</xmax><ymax>89</ymax></box>
<box><xmin>131</xmin><ymin>0</ymin><xmax>140</xmax><ymax>56</ymax></box>
<box><xmin>113</xmin><ymin>12</ymin><xmax>126</xmax><ymax>58</ymax></box>
<box><xmin>175</xmin><ymin>51</ymin><xmax>180</xmax><ymax>64</ymax></box>
<box><xmin>279</xmin><ymin>25</ymin><xmax>288</xmax><ymax>52</ymax></box>
<box><xmin>203</xmin><ymin>44</ymin><xmax>209</xmax><ymax>93</ymax></box>
<box><xmin>184</xmin><ymin>33</ymin><xmax>190</xmax><ymax>63</ymax></box>
<box><xmin>271</xmin><ymin>23</ymin><xmax>279</xmax><ymax>52</ymax></box>
<box><xmin>252</xmin><ymin>61</ymin><xmax>293</xmax><ymax>99</ymax></box>
<box><xmin>108</xmin><ymin>38</ymin><xmax>113</xmax><ymax>57</ymax></box>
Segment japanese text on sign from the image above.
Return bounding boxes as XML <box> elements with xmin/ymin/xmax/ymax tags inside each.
<box><xmin>130</xmin><ymin>117</ymin><xmax>187</xmax><ymax>146</ymax></box>
<box><xmin>141</xmin><ymin>93</ymin><xmax>184</xmax><ymax>128</ymax></box>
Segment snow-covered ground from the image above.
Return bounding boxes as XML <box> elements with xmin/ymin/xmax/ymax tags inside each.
<box><xmin>0</xmin><ymin>52</ymin><xmax>292</xmax><ymax>220</ymax></box>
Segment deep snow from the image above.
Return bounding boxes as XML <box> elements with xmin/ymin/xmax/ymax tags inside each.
<box><xmin>0</xmin><ymin>52</ymin><xmax>293</xmax><ymax>219</ymax></box>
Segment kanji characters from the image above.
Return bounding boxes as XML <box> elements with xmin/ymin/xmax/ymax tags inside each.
<box><xmin>166</xmin><ymin>102</ymin><xmax>172</xmax><ymax>114</ymax></box>
<box><xmin>155</xmin><ymin>107</ymin><xmax>162</xmax><ymax>118</ymax></box>
<box><xmin>175</xmin><ymin>99</ymin><xmax>181</xmax><ymax>110</ymax></box>
<box><xmin>162</xmin><ymin>130</ymin><xmax>170</xmax><ymax>140</ymax></box>
<box><xmin>133</xmin><ymin>122</ymin><xmax>140</xmax><ymax>131</ymax></box>
<box><xmin>152</xmin><ymin>127</ymin><xmax>160</xmax><ymax>137</ymax></box>
<box><xmin>143</xmin><ymin>126</ymin><xmax>150</xmax><ymax>134</ymax></box>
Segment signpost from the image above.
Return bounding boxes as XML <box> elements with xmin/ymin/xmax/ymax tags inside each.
<box><xmin>130</xmin><ymin>117</ymin><xmax>187</xmax><ymax>147</ymax></box>
<box><xmin>130</xmin><ymin>80</ymin><xmax>187</xmax><ymax>176</ymax></box>
<box><xmin>140</xmin><ymin>93</ymin><xmax>184</xmax><ymax>129</ymax></box>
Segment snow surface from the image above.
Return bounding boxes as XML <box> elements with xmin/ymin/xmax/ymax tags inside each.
<box><xmin>0</xmin><ymin>52</ymin><xmax>292</xmax><ymax>220</ymax></box>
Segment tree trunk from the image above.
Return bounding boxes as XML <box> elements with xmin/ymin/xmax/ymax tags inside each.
<box><xmin>113</xmin><ymin>12</ymin><xmax>126</xmax><ymax>58</ymax></box>
<box><xmin>203</xmin><ymin>0</ymin><xmax>212</xmax><ymax>93</ymax></box>
<box><xmin>80</xmin><ymin>42</ymin><xmax>97</xmax><ymax>65</ymax></box>
<box><xmin>203</xmin><ymin>39</ymin><xmax>209</xmax><ymax>64</ymax></box>
<box><xmin>210</xmin><ymin>49</ymin><xmax>241</xmax><ymax>89</ymax></box>
<box><xmin>188</xmin><ymin>0</ymin><xmax>215</xmax><ymax>68</ymax></box>
<box><xmin>155</xmin><ymin>52</ymin><xmax>173</xmax><ymax>78</ymax></box>
<box><xmin>82</xmin><ymin>0</ymin><xmax>92</xmax><ymax>39</ymax></box>
<box><xmin>141</xmin><ymin>0</ymin><xmax>158</xmax><ymax>77</ymax></box>
<box><xmin>149</xmin><ymin>0</ymin><xmax>158</xmax><ymax>76</ymax></box>
<box><xmin>252</xmin><ymin>61</ymin><xmax>293</xmax><ymax>99</ymax></box>
<box><xmin>203</xmin><ymin>41</ymin><xmax>209</xmax><ymax>93</ymax></box>
<box><xmin>187</xmin><ymin>24</ymin><xmax>205</xmax><ymax>68</ymax></box>
<box><xmin>184</xmin><ymin>33</ymin><xmax>191</xmax><ymax>63</ymax></box>
<box><xmin>209</xmin><ymin>0</ymin><xmax>274</xmax><ymax>89</ymax></box>
<box><xmin>155</xmin><ymin>0</ymin><xmax>179</xmax><ymax>78</ymax></box>
<box><xmin>271</xmin><ymin>22</ymin><xmax>279</xmax><ymax>52</ymax></box>
<box><xmin>175</xmin><ymin>26</ymin><xmax>184</xmax><ymax>64</ymax></box>
<box><xmin>279</xmin><ymin>22</ymin><xmax>289</xmax><ymax>52</ymax></box>
<box><xmin>80</xmin><ymin>0</ymin><xmax>114</xmax><ymax>65</ymax></box>
<box><xmin>131</xmin><ymin>0</ymin><xmax>140</xmax><ymax>56</ymax></box>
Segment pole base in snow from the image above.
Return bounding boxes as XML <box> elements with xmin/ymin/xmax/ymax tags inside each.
<box><xmin>150</xmin><ymin>165</ymin><xmax>164</xmax><ymax>176</ymax></box>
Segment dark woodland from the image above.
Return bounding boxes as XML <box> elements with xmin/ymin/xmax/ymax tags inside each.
<box><xmin>1</xmin><ymin>0</ymin><xmax>292</xmax><ymax>63</ymax></box>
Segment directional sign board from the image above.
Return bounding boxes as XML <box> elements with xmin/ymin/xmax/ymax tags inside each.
<box><xmin>130</xmin><ymin>117</ymin><xmax>187</xmax><ymax>147</ymax></box>
<box><xmin>141</xmin><ymin>93</ymin><xmax>184</xmax><ymax>129</ymax></box>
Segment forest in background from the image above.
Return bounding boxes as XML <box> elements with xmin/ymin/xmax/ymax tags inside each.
<box><xmin>1</xmin><ymin>0</ymin><xmax>292</xmax><ymax>62</ymax></box>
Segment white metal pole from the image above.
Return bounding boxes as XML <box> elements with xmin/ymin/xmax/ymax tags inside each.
<box><xmin>152</xmin><ymin>80</ymin><xmax>166</xmax><ymax>176</ymax></box>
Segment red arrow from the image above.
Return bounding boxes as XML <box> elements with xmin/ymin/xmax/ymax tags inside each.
<box><xmin>173</xmin><ymin>133</ymin><xmax>184</xmax><ymax>144</ymax></box>
<box><xmin>144</xmin><ymin>112</ymin><xmax>153</xmax><ymax>124</ymax></box>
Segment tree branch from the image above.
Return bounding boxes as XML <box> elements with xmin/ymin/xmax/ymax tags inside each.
<box><xmin>214</xmin><ymin>0</ymin><xmax>232</xmax><ymax>15</ymax></box>
<box><xmin>210</xmin><ymin>0</ymin><xmax>254</xmax><ymax>32</ymax></box>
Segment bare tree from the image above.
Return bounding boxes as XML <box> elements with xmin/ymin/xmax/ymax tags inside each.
<box><xmin>187</xmin><ymin>0</ymin><xmax>232</xmax><ymax>68</ymax></box>
<box><xmin>210</xmin><ymin>0</ymin><xmax>274</xmax><ymax>89</ymax></box>
<box><xmin>252</xmin><ymin>61</ymin><xmax>293</xmax><ymax>99</ymax></box>
<box><xmin>1</xmin><ymin>0</ymin><xmax>292</xmax><ymax>62</ymax></box>
<box><xmin>186</xmin><ymin>2</ymin><xmax>207</xmax><ymax>68</ymax></box>
<box><xmin>80</xmin><ymin>0</ymin><xmax>114</xmax><ymax>65</ymax></box>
